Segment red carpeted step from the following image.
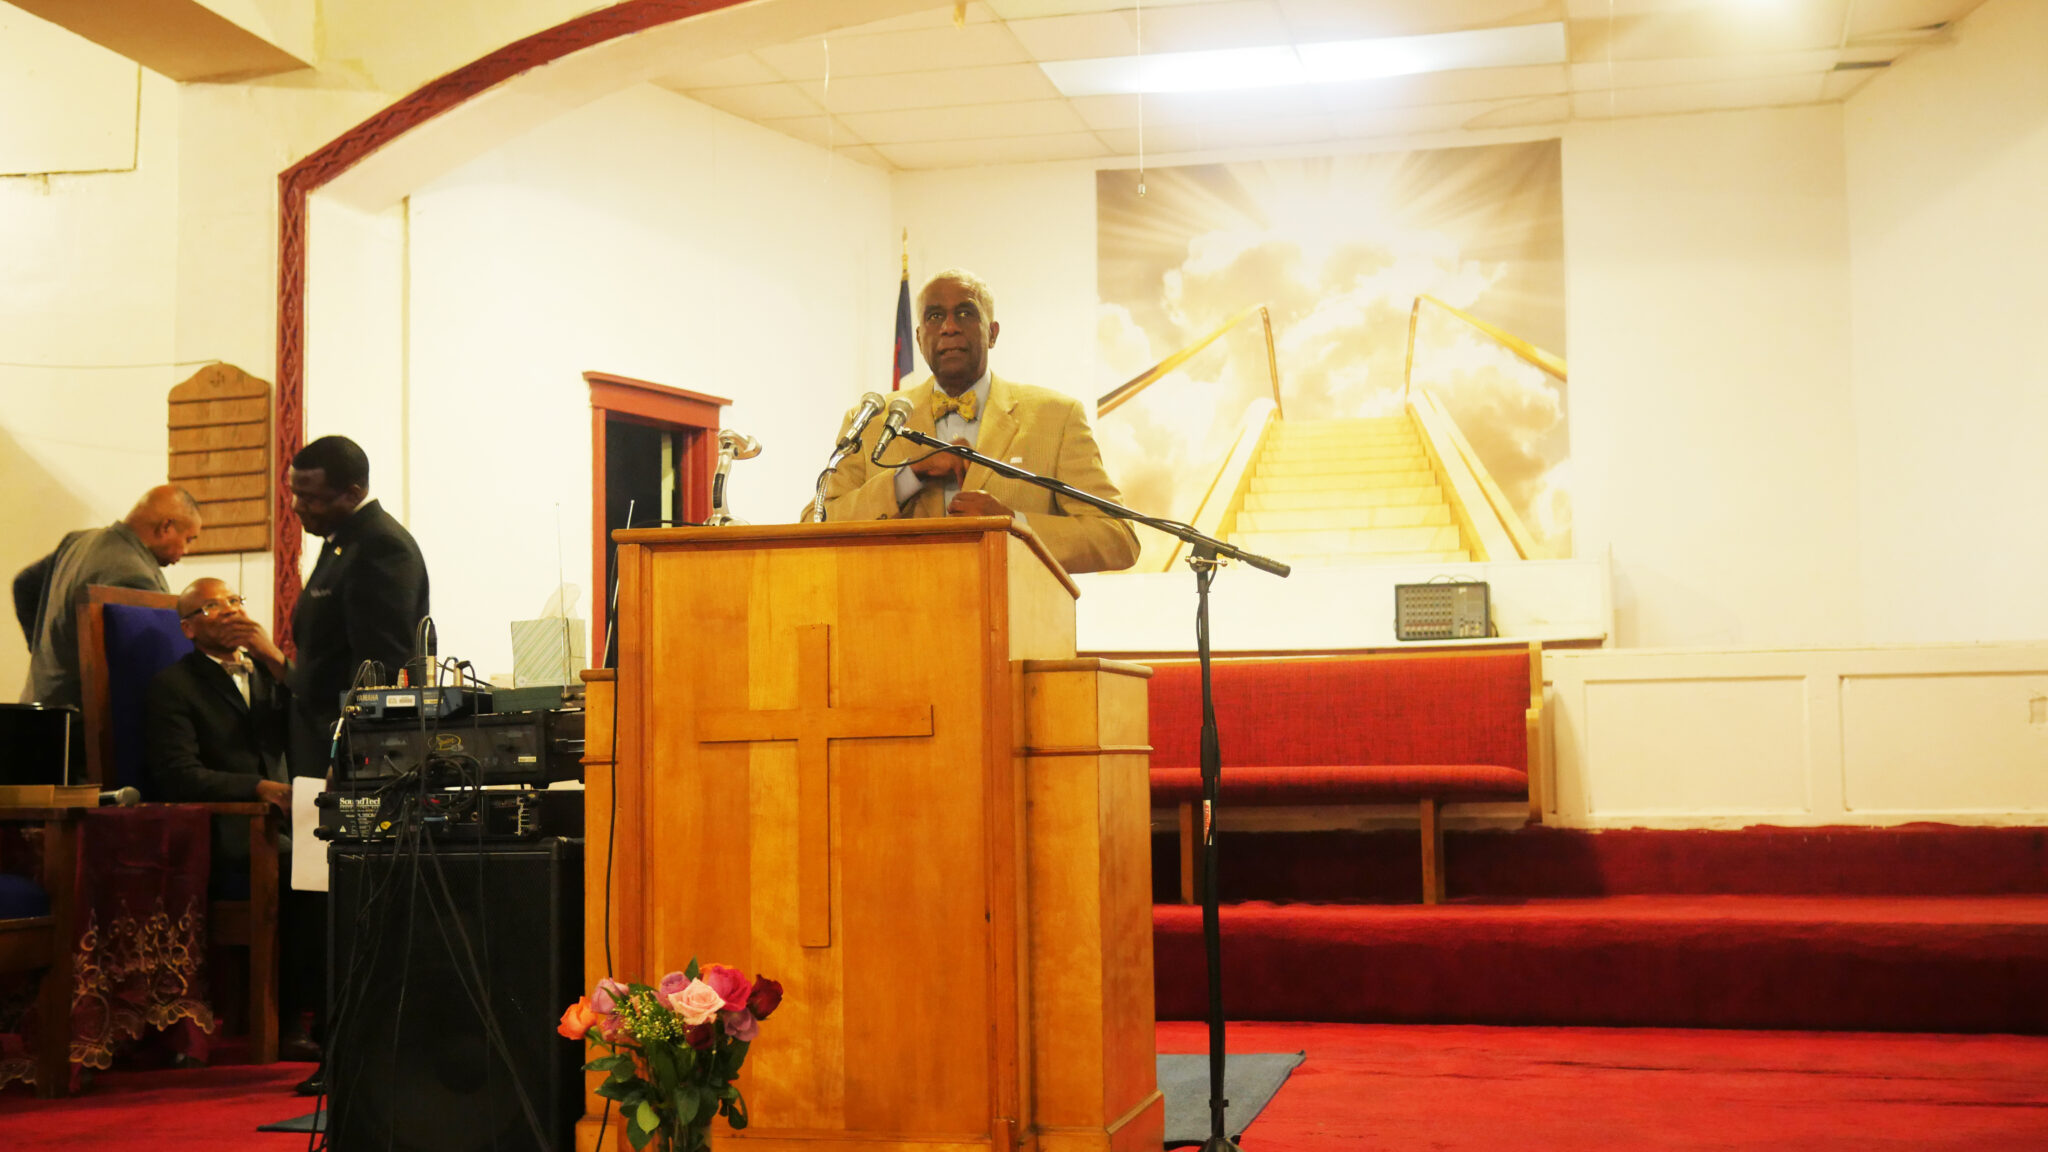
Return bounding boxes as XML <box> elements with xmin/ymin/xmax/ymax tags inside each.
<box><xmin>1154</xmin><ymin>896</ymin><xmax>2048</xmax><ymax>1033</ymax></box>
<box><xmin>1155</xmin><ymin>825</ymin><xmax>2048</xmax><ymax>904</ymax></box>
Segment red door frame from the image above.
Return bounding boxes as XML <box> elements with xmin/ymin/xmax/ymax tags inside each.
<box><xmin>586</xmin><ymin>370</ymin><xmax>730</xmax><ymax>661</ymax></box>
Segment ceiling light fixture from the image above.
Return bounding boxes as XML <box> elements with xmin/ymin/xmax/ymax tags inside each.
<box><xmin>1040</xmin><ymin>22</ymin><xmax>1567</xmax><ymax>98</ymax></box>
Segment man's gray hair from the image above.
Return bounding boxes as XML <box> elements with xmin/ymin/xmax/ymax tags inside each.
<box><xmin>920</xmin><ymin>268</ymin><xmax>996</xmax><ymax>320</ymax></box>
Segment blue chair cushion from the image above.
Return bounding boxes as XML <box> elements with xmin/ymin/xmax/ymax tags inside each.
<box><xmin>0</xmin><ymin>872</ymin><xmax>51</xmax><ymax>919</ymax></box>
<box><xmin>103</xmin><ymin>602</ymin><xmax>194</xmax><ymax>791</ymax></box>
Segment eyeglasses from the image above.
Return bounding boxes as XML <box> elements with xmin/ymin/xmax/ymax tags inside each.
<box><xmin>181</xmin><ymin>596</ymin><xmax>245</xmax><ymax>620</ymax></box>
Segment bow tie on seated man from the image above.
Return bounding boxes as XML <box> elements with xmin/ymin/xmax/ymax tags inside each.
<box><xmin>815</xmin><ymin>267</ymin><xmax>1140</xmax><ymax>575</ymax></box>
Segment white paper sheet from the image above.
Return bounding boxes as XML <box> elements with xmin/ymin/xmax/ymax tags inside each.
<box><xmin>290</xmin><ymin>777</ymin><xmax>328</xmax><ymax>892</ymax></box>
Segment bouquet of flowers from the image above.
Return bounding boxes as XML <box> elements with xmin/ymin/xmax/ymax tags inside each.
<box><xmin>560</xmin><ymin>959</ymin><xmax>784</xmax><ymax>1152</ymax></box>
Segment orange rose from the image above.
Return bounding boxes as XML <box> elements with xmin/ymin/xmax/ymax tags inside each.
<box><xmin>558</xmin><ymin>996</ymin><xmax>602</xmax><ymax>1040</ymax></box>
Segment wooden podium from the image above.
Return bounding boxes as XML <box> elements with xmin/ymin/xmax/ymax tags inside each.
<box><xmin>579</xmin><ymin>518</ymin><xmax>1161</xmax><ymax>1152</ymax></box>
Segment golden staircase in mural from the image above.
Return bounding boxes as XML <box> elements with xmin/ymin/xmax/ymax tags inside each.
<box><xmin>1229</xmin><ymin>416</ymin><xmax>1468</xmax><ymax>566</ymax></box>
<box><xmin>1101</xmin><ymin>296</ymin><xmax>1559</xmax><ymax>573</ymax></box>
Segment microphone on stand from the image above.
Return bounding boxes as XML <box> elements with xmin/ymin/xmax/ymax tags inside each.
<box><xmin>837</xmin><ymin>393</ymin><xmax>886</xmax><ymax>451</ymax></box>
<box><xmin>870</xmin><ymin>397</ymin><xmax>915</xmax><ymax>463</ymax></box>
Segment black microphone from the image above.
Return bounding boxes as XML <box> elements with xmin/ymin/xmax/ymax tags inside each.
<box><xmin>870</xmin><ymin>397</ymin><xmax>915</xmax><ymax>463</ymax></box>
<box><xmin>837</xmin><ymin>392</ymin><xmax>886</xmax><ymax>451</ymax></box>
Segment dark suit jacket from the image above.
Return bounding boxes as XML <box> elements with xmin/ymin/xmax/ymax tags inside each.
<box><xmin>144</xmin><ymin>649</ymin><xmax>292</xmax><ymax>865</ymax></box>
<box><xmin>288</xmin><ymin>499</ymin><xmax>429</xmax><ymax>776</ymax></box>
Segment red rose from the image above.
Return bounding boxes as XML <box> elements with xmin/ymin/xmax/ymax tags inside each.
<box><xmin>684</xmin><ymin>1021</ymin><xmax>715</xmax><ymax>1050</ymax></box>
<box><xmin>746</xmin><ymin>976</ymin><xmax>783</xmax><ymax>1020</ymax></box>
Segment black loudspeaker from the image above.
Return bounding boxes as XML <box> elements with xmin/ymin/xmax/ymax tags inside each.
<box><xmin>327</xmin><ymin>838</ymin><xmax>584</xmax><ymax>1152</ymax></box>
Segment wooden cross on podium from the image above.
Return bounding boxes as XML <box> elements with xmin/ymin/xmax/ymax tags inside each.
<box><xmin>695</xmin><ymin>624</ymin><xmax>932</xmax><ymax>948</ymax></box>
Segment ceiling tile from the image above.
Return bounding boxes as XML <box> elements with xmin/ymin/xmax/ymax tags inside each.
<box><xmin>874</xmin><ymin>130</ymin><xmax>1111</xmax><ymax>169</ymax></box>
<box><xmin>1569</xmin><ymin>1</ymin><xmax>1850</xmax><ymax>62</ymax></box>
<box><xmin>1463</xmin><ymin>94</ymin><xmax>1574</xmax><ymax>129</ymax></box>
<box><xmin>1277</xmin><ymin>0</ymin><xmax>1568</xmax><ymax>41</ymax></box>
<box><xmin>986</xmin><ymin>0</ymin><xmax>1241</xmax><ymax>17</ymax></box>
<box><xmin>758</xmin><ymin>114</ymin><xmax>868</xmax><ymax>150</ymax></box>
<box><xmin>1069</xmin><ymin>86</ymin><xmax>1324</xmax><ymax>130</ymax></box>
<box><xmin>1846</xmin><ymin>0</ymin><xmax>1988</xmax><ymax>38</ymax></box>
<box><xmin>1006</xmin><ymin>13</ymin><xmax>1140</xmax><ymax>61</ymax></box>
<box><xmin>1571</xmin><ymin>71</ymin><xmax>1826</xmax><ymax>118</ymax></box>
<box><xmin>1820</xmin><ymin>67</ymin><xmax>1885</xmax><ymax>101</ymax></box>
<box><xmin>1095</xmin><ymin>116</ymin><xmax>1345</xmax><ymax>156</ymax></box>
<box><xmin>654</xmin><ymin>53</ymin><xmax>781</xmax><ymax>89</ymax></box>
<box><xmin>843</xmin><ymin>2</ymin><xmax>1001</xmax><ymax>36</ymax></box>
<box><xmin>840</xmin><ymin>99</ymin><xmax>1091</xmax><ymax>143</ymax></box>
<box><xmin>1571</xmin><ymin>49</ymin><xmax>1837</xmax><ymax>90</ymax></box>
<box><xmin>803</xmin><ymin>63</ymin><xmax>1064</xmax><ymax>113</ymax></box>
<box><xmin>1314</xmin><ymin>64</ymin><xmax>1569</xmax><ymax>113</ymax></box>
<box><xmin>686</xmin><ymin>82</ymin><xmax>827</xmax><ymax>121</ymax></box>
<box><xmin>1138</xmin><ymin>1</ymin><xmax>1292</xmax><ymax>53</ymax></box>
<box><xmin>834</xmin><ymin>143</ymin><xmax>899</xmax><ymax>170</ymax></box>
<box><xmin>757</xmin><ymin>22</ymin><xmax>1032</xmax><ymax>81</ymax></box>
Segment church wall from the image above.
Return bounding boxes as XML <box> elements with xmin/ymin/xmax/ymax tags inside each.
<box><xmin>1843</xmin><ymin>0</ymin><xmax>2048</xmax><ymax>645</ymax></box>
<box><xmin>0</xmin><ymin>61</ymin><xmax>184</xmax><ymax>698</ymax></box>
<box><xmin>387</xmin><ymin>84</ymin><xmax>893</xmax><ymax>679</ymax></box>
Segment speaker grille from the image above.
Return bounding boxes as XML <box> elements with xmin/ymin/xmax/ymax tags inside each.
<box><xmin>327</xmin><ymin>839</ymin><xmax>584</xmax><ymax>1152</ymax></box>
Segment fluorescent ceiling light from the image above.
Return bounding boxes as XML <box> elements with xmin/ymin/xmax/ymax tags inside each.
<box><xmin>1041</xmin><ymin>46</ymin><xmax>1304</xmax><ymax>95</ymax></box>
<box><xmin>1299</xmin><ymin>24</ymin><xmax>1567</xmax><ymax>83</ymax></box>
<box><xmin>1041</xmin><ymin>23</ymin><xmax>1567</xmax><ymax>97</ymax></box>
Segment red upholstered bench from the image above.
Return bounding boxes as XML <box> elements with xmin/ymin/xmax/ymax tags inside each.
<box><xmin>1147</xmin><ymin>644</ymin><xmax>1546</xmax><ymax>904</ymax></box>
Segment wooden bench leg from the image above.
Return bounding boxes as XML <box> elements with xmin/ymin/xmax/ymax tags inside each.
<box><xmin>36</xmin><ymin>816</ymin><xmax>79</xmax><ymax>1097</ymax></box>
<box><xmin>248</xmin><ymin>818</ymin><xmax>279</xmax><ymax>1064</ymax></box>
<box><xmin>1419</xmin><ymin>798</ymin><xmax>1445</xmax><ymax>905</ymax></box>
<box><xmin>1178</xmin><ymin>801</ymin><xmax>1198</xmax><ymax>905</ymax></box>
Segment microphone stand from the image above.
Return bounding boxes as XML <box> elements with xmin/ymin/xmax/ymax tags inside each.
<box><xmin>890</xmin><ymin>427</ymin><xmax>1286</xmax><ymax>1152</ymax></box>
<box><xmin>810</xmin><ymin>437</ymin><xmax>865</xmax><ymax>524</ymax></box>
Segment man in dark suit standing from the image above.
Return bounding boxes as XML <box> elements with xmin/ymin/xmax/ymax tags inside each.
<box><xmin>143</xmin><ymin>577</ymin><xmax>320</xmax><ymax>1064</ymax></box>
<box><xmin>282</xmin><ymin>435</ymin><xmax>431</xmax><ymax>782</ymax></box>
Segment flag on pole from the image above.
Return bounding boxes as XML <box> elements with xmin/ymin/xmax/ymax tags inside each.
<box><xmin>892</xmin><ymin>231</ymin><xmax>914</xmax><ymax>390</ymax></box>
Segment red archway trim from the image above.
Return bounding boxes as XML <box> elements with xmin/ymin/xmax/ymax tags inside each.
<box><xmin>271</xmin><ymin>0</ymin><xmax>751</xmax><ymax>646</ymax></box>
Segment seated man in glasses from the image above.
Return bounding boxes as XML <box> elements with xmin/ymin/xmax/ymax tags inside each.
<box><xmin>143</xmin><ymin>577</ymin><xmax>317</xmax><ymax>1064</ymax></box>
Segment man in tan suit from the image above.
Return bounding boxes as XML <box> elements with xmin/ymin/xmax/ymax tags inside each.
<box><xmin>820</xmin><ymin>269</ymin><xmax>1140</xmax><ymax>575</ymax></box>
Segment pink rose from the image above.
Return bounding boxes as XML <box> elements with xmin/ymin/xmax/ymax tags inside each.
<box><xmin>667</xmin><ymin>978</ymin><xmax>726</xmax><ymax>1026</ymax></box>
<box><xmin>720</xmin><ymin>1009</ymin><xmax>758</xmax><ymax>1042</ymax></box>
<box><xmin>701</xmin><ymin>964</ymin><xmax>753</xmax><ymax>1012</ymax></box>
<box><xmin>592</xmin><ymin>977</ymin><xmax>627</xmax><ymax>1015</ymax></box>
<box><xmin>657</xmin><ymin>971</ymin><xmax>689</xmax><ymax>999</ymax></box>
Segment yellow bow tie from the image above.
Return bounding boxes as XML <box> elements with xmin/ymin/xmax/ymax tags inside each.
<box><xmin>932</xmin><ymin>390</ymin><xmax>978</xmax><ymax>421</ymax></box>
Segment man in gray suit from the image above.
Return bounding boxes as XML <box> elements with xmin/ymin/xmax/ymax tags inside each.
<box><xmin>16</xmin><ymin>484</ymin><xmax>203</xmax><ymax>712</ymax></box>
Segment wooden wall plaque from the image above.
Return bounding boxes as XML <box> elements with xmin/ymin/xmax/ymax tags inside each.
<box><xmin>169</xmin><ymin>363</ymin><xmax>272</xmax><ymax>554</ymax></box>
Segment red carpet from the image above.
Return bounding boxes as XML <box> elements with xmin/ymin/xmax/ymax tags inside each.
<box><xmin>1155</xmin><ymin>896</ymin><xmax>2048</xmax><ymax>1031</ymax></box>
<box><xmin>1158</xmin><ymin>1021</ymin><xmax>2048</xmax><ymax>1150</ymax></box>
<box><xmin>5</xmin><ymin>1026</ymin><xmax>2045</xmax><ymax>1150</ymax></box>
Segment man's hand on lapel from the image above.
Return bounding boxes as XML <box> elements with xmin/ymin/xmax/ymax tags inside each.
<box><xmin>949</xmin><ymin>491</ymin><xmax>1012</xmax><ymax>517</ymax></box>
<box><xmin>911</xmin><ymin>437</ymin><xmax>972</xmax><ymax>485</ymax></box>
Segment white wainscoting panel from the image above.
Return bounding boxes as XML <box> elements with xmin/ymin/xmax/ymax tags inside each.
<box><xmin>1547</xmin><ymin>644</ymin><xmax>2048</xmax><ymax>828</ymax></box>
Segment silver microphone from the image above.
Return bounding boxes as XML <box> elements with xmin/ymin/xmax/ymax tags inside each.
<box><xmin>98</xmin><ymin>786</ymin><xmax>141</xmax><ymax>807</ymax></box>
<box><xmin>837</xmin><ymin>393</ymin><xmax>886</xmax><ymax>451</ymax></box>
<box><xmin>718</xmin><ymin>429</ymin><xmax>763</xmax><ymax>459</ymax></box>
<box><xmin>870</xmin><ymin>397</ymin><xmax>915</xmax><ymax>463</ymax></box>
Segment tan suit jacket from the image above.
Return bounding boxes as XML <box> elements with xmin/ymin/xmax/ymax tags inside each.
<box><xmin>819</xmin><ymin>376</ymin><xmax>1140</xmax><ymax>575</ymax></box>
